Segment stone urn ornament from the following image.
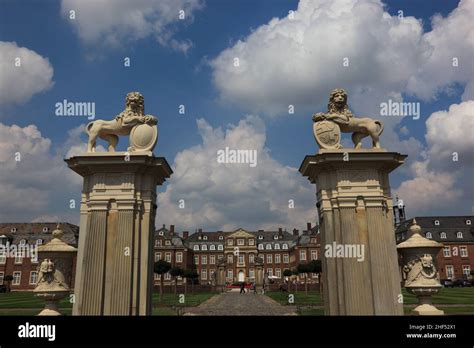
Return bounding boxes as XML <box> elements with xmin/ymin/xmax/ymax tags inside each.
<box><xmin>34</xmin><ymin>224</ymin><xmax>77</xmax><ymax>316</ymax></box>
<box><xmin>312</xmin><ymin>89</ymin><xmax>384</xmax><ymax>149</ymax></box>
<box><xmin>397</xmin><ymin>219</ymin><xmax>444</xmax><ymax>315</ymax></box>
<box><xmin>86</xmin><ymin>91</ymin><xmax>158</xmax><ymax>153</ymax></box>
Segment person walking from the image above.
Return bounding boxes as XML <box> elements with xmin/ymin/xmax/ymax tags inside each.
<box><xmin>240</xmin><ymin>281</ymin><xmax>245</xmax><ymax>294</ymax></box>
<box><xmin>253</xmin><ymin>281</ymin><xmax>257</xmax><ymax>294</ymax></box>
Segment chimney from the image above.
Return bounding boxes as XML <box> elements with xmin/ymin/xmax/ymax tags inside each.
<box><xmin>182</xmin><ymin>231</ymin><xmax>189</xmax><ymax>239</ymax></box>
<box><xmin>307</xmin><ymin>222</ymin><xmax>312</xmax><ymax>231</ymax></box>
<box><xmin>278</xmin><ymin>227</ymin><xmax>282</xmax><ymax>234</ymax></box>
<box><xmin>198</xmin><ymin>228</ymin><xmax>202</xmax><ymax>234</ymax></box>
<box><xmin>170</xmin><ymin>225</ymin><xmax>175</xmax><ymax>234</ymax></box>
<box><xmin>293</xmin><ymin>228</ymin><xmax>299</xmax><ymax>236</ymax></box>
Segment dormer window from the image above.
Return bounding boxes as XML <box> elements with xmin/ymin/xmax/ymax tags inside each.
<box><xmin>425</xmin><ymin>232</ymin><xmax>432</xmax><ymax>239</ymax></box>
<box><xmin>217</xmin><ymin>244</ymin><xmax>223</xmax><ymax>251</ymax></box>
<box><xmin>201</xmin><ymin>244</ymin><xmax>208</xmax><ymax>251</ymax></box>
<box><xmin>274</xmin><ymin>243</ymin><xmax>280</xmax><ymax>250</ymax></box>
<box><xmin>258</xmin><ymin>235</ymin><xmax>263</xmax><ymax>240</ymax></box>
<box><xmin>265</xmin><ymin>244</ymin><xmax>272</xmax><ymax>250</ymax></box>
<box><xmin>440</xmin><ymin>232</ymin><xmax>446</xmax><ymax>239</ymax></box>
<box><xmin>273</xmin><ymin>235</ymin><xmax>278</xmax><ymax>240</ymax></box>
<box><xmin>42</xmin><ymin>227</ymin><xmax>49</xmax><ymax>232</ymax></box>
<box><xmin>11</xmin><ymin>227</ymin><xmax>17</xmax><ymax>233</ymax></box>
<box><xmin>456</xmin><ymin>232</ymin><xmax>463</xmax><ymax>239</ymax></box>
<box><xmin>193</xmin><ymin>245</ymin><xmax>199</xmax><ymax>251</ymax></box>
<box><xmin>159</xmin><ymin>231</ymin><xmax>164</xmax><ymax>236</ymax></box>
<box><xmin>19</xmin><ymin>239</ymin><xmax>27</xmax><ymax>246</ymax></box>
<box><xmin>219</xmin><ymin>235</ymin><xmax>224</xmax><ymax>240</ymax></box>
<box><xmin>165</xmin><ymin>240</ymin><xmax>171</xmax><ymax>246</ymax></box>
<box><xmin>203</xmin><ymin>236</ymin><xmax>208</xmax><ymax>240</ymax></box>
<box><xmin>466</xmin><ymin>220</ymin><xmax>472</xmax><ymax>225</ymax></box>
<box><xmin>282</xmin><ymin>243</ymin><xmax>288</xmax><ymax>250</ymax></box>
<box><xmin>258</xmin><ymin>244</ymin><xmax>264</xmax><ymax>250</ymax></box>
<box><xmin>434</xmin><ymin>220</ymin><xmax>440</xmax><ymax>226</ymax></box>
<box><xmin>210</xmin><ymin>244</ymin><xmax>216</xmax><ymax>251</ymax></box>
<box><xmin>36</xmin><ymin>239</ymin><xmax>43</xmax><ymax>245</ymax></box>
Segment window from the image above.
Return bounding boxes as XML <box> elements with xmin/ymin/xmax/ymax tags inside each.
<box><xmin>227</xmin><ymin>270</ymin><xmax>233</xmax><ymax>279</ymax></box>
<box><xmin>258</xmin><ymin>244</ymin><xmax>264</xmax><ymax>250</ymax></box>
<box><xmin>155</xmin><ymin>252</ymin><xmax>161</xmax><ymax>262</ymax></box>
<box><xmin>237</xmin><ymin>239</ymin><xmax>245</xmax><ymax>246</ymax></box>
<box><xmin>201</xmin><ymin>269</ymin><xmax>207</xmax><ymax>280</ymax></box>
<box><xmin>165</xmin><ymin>240</ymin><xmax>171</xmax><ymax>246</ymax></box>
<box><xmin>283</xmin><ymin>254</ymin><xmax>289</xmax><ymax>263</ymax></box>
<box><xmin>201</xmin><ymin>244</ymin><xmax>208</xmax><ymax>251</ymax></box>
<box><xmin>0</xmin><ymin>272</ymin><xmax>3</xmax><ymax>285</ymax></box>
<box><xmin>446</xmin><ymin>265</ymin><xmax>454</xmax><ymax>279</ymax></box>
<box><xmin>466</xmin><ymin>220</ymin><xmax>472</xmax><ymax>225</ymax></box>
<box><xmin>11</xmin><ymin>227</ymin><xmax>17</xmax><ymax>233</ymax></box>
<box><xmin>434</xmin><ymin>220</ymin><xmax>440</xmax><ymax>226</ymax></box>
<box><xmin>203</xmin><ymin>236</ymin><xmax>208</xmax><ymax>240</ymax></box>
<box><xmin>425</xmin><ymin>232</ymin><xmax>432</xmax><ymax>239</ymax></box>
<box><xmin>249</xmin><ymin>269</ymin><xmax>255</xmax><ymax>278</ymax></box>
<box><xmin>13</xmin><ymin>271</ymin><xmax>21</xmax><ymax>285</ymax></box>
<box><xmin>29</xmin><ymin>271</ymin><xmax>38</xmax><ymax>285</ymax></box>
<box><xmin>36</xmin><ymin>239</ymin><xmax>43</xmax><ymax>245</ymax></box>
<box><xmin>228</xmin><ymin>239</ymin><xmax>234</xmax><ymax>246</ymax></box>
<box><xmin>273</xmin><ymin>235</ymin><xmax>278</xmax><ymax>240</ymax></box>
<box><xmin>265</xmin><ymin>244</ymin><xmax>272</xmax><ymax>250</ymax></box>
<box><xmin>194</xmin><ymin>255</ymin><xmax>199</xmax><ymax>265</ymax></box>
<box><xmin>440</xmin><ymin>232</ymin><xmax>447</xmax><ymax>239</ymax></box>
<box><xmin>258</xmin><ymin>235</ymin><xmax>263</xmax><ymax>240</ymax></box>
<box><xmin>311</xmin><ymin>250</ymin><xmax>318</xmax><ymax>260</ymax></box>
<box><xmin>275</xmin><ymin>254</ymin><xmax>281</xmax><ymax>263</ymax></box>
<box><xmin>267</xmin><ymin>268</ymin><xmax>273</xmax><ymax>277</ymax></box>
<box><xmin>227</xmin><ymin>255</ymin><xmax>233</xmax><ymax>264</ymax></box>
<box><xmin>210</xmin><ymin>255</ymin><xmax>216</xmax><ymax>264</ymax></box>
<box><xmin>0</xmin><ymin>251</ymin><xmax>5</xmax><ymax>264</ymax></box>
<box><xmin>219</xmin><ymin>235</ymin><xmax>224</xmax><ymax>240</ymax></box>
<box><xmin>165</xmin><ymin>253</ymin><xmax>171</xmax><ymax>262</ymax></box>
<box><xmin>159</xmin><ymin>231</ymin><xmax>164</xmax><ymax>236</ymax></box>
<box><xmin>19</xmin><ymin>239</ymin><xmax>26</xmax><ymax>246</ymax></box>
<box><xmin>154</xmin><ymin>273</ymin><xmax>160</xmax><ymax>281</ymax></box>
<box><xmin>266</xmin><ymin>254</ymin><xmax>272</xmax><ymax>264</ymax></box>
<box><xmin>249</xmin><ymin>254</ymin><xmax>255</xmax><ymax>263</ymax></box>
<box><xmin>15</xmin><ymin>253</ymin><xmax>22</xmax><ymax>264</ymax></box>
<box><xmin>176</xmin><ymin>252</ymin><xmax>183</xmax><ymax>263</ymax></box>
<box><xmin>249</xmin><ymin>239</ymin><xmax>255</xmax><ymax>246</ymax></box>
<box><xmin>311</xmin><ymin>238</ymin><xmax>317</xmax><ymax>244</ymax></box>
<box><xmin>201</xmin><ymin>256</ymin><xmax>207</xmax><ymax>265</ymax></box>
<box><xmin>31</xmin><ymin>253</ymin><xmax>38</xmax><ymax>263</ymax></box>
<box><xmin>210</xmin><ymin>244</ymin><xmax>216</xmax><ymax>251</ymax></box>
<box><xmin>460</xmin><ymin>246</ymin><xmax>468</xmax><ymax>257</ymax></box>
<box><xmin>274</xmin><ymin>243</ymin><xmax>280</xmax><ymax>250</ymax></box>
<box><xmin>282</xmin><ymin>243</ymin><xmax>288</xmax><ymax>250</ymax></box>
<box><xmin>164</xmin><ymin>273</ymin><xmax>171</xmax><ymax>280</ymax></box>
<box><xmin>193</xmin><ymin>245</ymin><xmax>199</xmax><ymax>251</ymax></box>
<box><xmin>275</xmin><ymin>268</ymin><xmax>281</xmax><ymax>278</ymax></box>
<box><xmin>443</xmin><ymin>247</ymin><xmax>451</xmax><ymax>257</ymax></box>
<box><xmin>210</xmin><ymin>269</ymin><xmax>215</xmax><ymax>278</ymax></box>
<box><xmin>238</xmin><ymin>255</ymin><xmax>245</xmax><ymax>265</ymax></box>
<box><xmin>462</xmin><ymin>265</ymin><xmax>471</xmax><ymax>277</ymax></box>
<box><xmin>217</xmin><ymin>245</ymin><xmax>223</xmax><ymax>251</ymax></box>
<box><xmin>42</xmin><ymin>227</ymin><xmax>49</xmax><ymax>232</ymax></box>
<box><xmin>456</xmin><ymin>232</ymin><xmax>463</xmax><ymax>239</ymax></box>
<box><xmin>155</xmin><ymin>240</ymin><xmax>162</xmax><ymax>247</ymax></box>
<box><xmin>300</xmin><ymin>250</ymin><xmax>307</xmax><ymax>261</ymax></box>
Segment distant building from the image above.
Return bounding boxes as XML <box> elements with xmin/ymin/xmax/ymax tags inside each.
<box><xmin>395</xmin><ymin>216</ymin><xmax>474</xmax><ymax>280</ymax></box>
<box><xmin>0</xmin><ymin>223</ymin><xmax>79</xmax><ymax>291</ymax></box>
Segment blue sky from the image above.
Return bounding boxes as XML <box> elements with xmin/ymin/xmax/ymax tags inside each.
<box><xmin>0</xmin><ymin>0</ymin><xmax>472</xmax><ymax>230</ymax></box>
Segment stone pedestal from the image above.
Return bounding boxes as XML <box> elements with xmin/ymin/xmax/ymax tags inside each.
<box><xmin>299</xmin><ymin>149</ymin><xmax>406</xmax><ymax>315</ymax></box>
<box><xmin>66</xmin><ymin>152</ymin><xmax>172</xmax><ymax>315</ymax></box>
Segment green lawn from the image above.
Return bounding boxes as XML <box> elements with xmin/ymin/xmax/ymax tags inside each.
<box><xmin>265</xmin><ymin>291</ymin><xmax>323</xmax><ymax>306</ymax></box>
<box><xmin>402</xmin><ymin>287</ymin><xmax>474</xmax><ymax>305</ymax></box>
<box><xmin>0</xmin><ymin>291</ymin><xmax>73</xmax><ymax>309</ymax></box>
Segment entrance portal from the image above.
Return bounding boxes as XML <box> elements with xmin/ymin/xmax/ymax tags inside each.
<box><xmin>238</xmin><ymin>271</ymin><xmax>245</xmax><ymax>282</ymax></box>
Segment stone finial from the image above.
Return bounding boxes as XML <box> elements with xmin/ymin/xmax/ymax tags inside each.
<box><xmin>312</xmin><ymin>88</ymin><xmax>384</xmax><ymax>150</ymax></box>
<box><xmin>409</xmin><ymin>219</ymin><xmax>421</xmax><ymax>235</ymax></box>
<box><xmin>52</xmin><ymin>223</ymin><xmax>64</xmax><ymax>240</ymax></box>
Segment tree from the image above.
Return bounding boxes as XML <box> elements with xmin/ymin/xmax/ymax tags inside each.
<box><xmin>297</xmin><ymin>263</ymin><xmax>311</xmax><ymax>295</ymax></box>
<box><xmin>308</xmin><ymin>259</ymin><xmax>322</xmax><ymax>294</ymax></box>
<box><xmin>184</xmin><ymin>269</ymin><xmax>199</xmax><ymax>294</ymax></box>
<box><xmin>154</xmin><ymin>260</ymin><xmax>171</xmax><ymax>302</ymax></box>
<box><xmin>170</xmin><ymin>267</ymin><xmax>184</xmax><ymax>294</ymax></box>
<box><xmin>283</xmin><ymin>269</ymin><xmax>293</xmax><ymax>291</ymax></box>
<box><xmin>4</xmin><ymin>275</ymin><xmax>13</xmax><ymax>293</ymax></box>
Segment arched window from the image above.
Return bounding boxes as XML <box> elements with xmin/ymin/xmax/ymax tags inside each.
<box><xmin>456</xmin><ymin>232</ymin><xmax>463</xmax><ymax>239</ymax></box>
<box><xmin>434</xmin><ymin>220</ymin><xmax>440</xmax><ymax>226</ymax></box>
<box><xmin>193</xmin><ymin>245</ymin><xmax>199</xmax><ymax>251</ymax></box>
<box><xmin>466</xmin><ymin>220</ymin><xmax>472</xmax><ymax>225</ymax></box>
<box><xmin>36</xmin><ymin>239</ymin><xmax>43</xmax><ymax>245</ymax></box>
<box><xmin>282</xmin><ymin>243</ymin><xmax>288</xmax><ymax>250</ymax></box>
<box><xmin>425</xmin><ymin>232</ymin><xmax>432</xmax><ymax>239</ymax></box>
<box><xmin>201</xmin><ymin>244</ymin><xmax>208</xmax><ymax>251</ymax></box>
<box><xmin>440</xmin><ymin>232</ymin><xmax>447</xmax><ymax>239</ymax></box>
<box><xmin>258</xmin><ymin>244</ymin><xmax>264</xmax><ymax>250</ymax></box>
<box><xmin>210</xmin><ymin>244</ymin><xmax>216</xmax><ymax>251</ymax></box>
<box><xmin>265</xmin><ymin>244</ymin><xmax>272</xmax><ymax>250</ymax></box>
<box><xmin>42</xmin><ymin>227</ymin><xmax>49</xmax><ymax>232</ymax></box>
<box><xmin>274</xmin><ymin>243</ymin><xmax>280</xmax><ymax>250</ymax></box>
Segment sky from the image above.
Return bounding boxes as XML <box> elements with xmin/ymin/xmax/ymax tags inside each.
<box><xmin>0</xmin><ymin>0</ymin><xmax>472</xmax><ymax>231</ymax></box>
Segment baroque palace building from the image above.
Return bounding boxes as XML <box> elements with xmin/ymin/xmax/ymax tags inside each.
<box><xmin>395</xmin><ymin>216</ymin><xmax>474</xmax><ymax>281</ymax></box>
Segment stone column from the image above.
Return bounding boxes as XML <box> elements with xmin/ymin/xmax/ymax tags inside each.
<box><xmin>299</xmin><ymin>149</ymin><xmax>405</xmax><ymax>315</ymax></box>
<box><xmin>66</xmin><ymin>152</ymin><xmax>172</xmax><ymax>315</ymax></box>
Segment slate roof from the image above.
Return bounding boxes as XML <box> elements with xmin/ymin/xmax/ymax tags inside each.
<box><xmin>0</xmin><ymin>222</ymin><xmax>79</xmax><ymax>246</ymax></box>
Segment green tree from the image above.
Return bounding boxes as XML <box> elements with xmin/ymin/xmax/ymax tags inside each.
<box><xmin>308</xmin><ymin>259</ymin><xmax>322</xmax><ymax>294</ymax></box>
<box><xmin>297</xmin><ymin>263</ymin><xmax>311</xmax><ymax>295</ymax></box>
<box><xmin>170</xmin><ymin>267</ymin><xmax>184</xmax><ymax>294</ymax></box>
<box><xmin>184</xmin><ymin>269</ymin><xmax>199</xmax><ymax>294</ymax></box>
<box><xmin>154</xmin><ymin>260</ymin><xmax>171</xmax><ymax>302</ymax></box>
<box><xmin>283</xmin><ymin>269</ymin><xmax>293</xmax><ymax>291</ymax></box>
<box><xmin>4</xmin><ymin>275</ymin><xmax>13</xmax><ymax>293</ymax></box>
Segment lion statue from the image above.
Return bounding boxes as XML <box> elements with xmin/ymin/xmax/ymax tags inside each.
<box><xmin>86</xmin><ymin>92</ymin><xmax>157</xmax><ymax>152</ymax></box>
<box><xmin>312</xmin><ymin>88</ymin><xmax>383</xmax><ymax>149</ymax></box>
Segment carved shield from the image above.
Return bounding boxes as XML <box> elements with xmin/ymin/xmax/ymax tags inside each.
<box><xmin>129</xmin><ymin>124</ymin><xmax>158</xmax><ymax>152</ymax></box>
<box><xmin>313</xmin><ymin>120</ymin><xmax>341</xmax><ymax>149</ymax></box>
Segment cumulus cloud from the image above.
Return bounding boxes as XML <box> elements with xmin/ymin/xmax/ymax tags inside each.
<box><xmin>61</xmin><ymin>0</ymin><xmax>203</xmax><ymax>54</ymax></box>
<box><xmin>156</xmin><ymin>116</ymin><xmax>315</xmax><ymax>231</ymax></box>
<box><xmin>0</xmin><ymin>41</ymin><xmax>54</xmax><ymax>106</ymax></box>
<box><xmin>394</xmin><ymin>101</ymin><xmax>473</xmax><ymax>215</ymax></box>
<box><xmin>0</xmin><ymin>123</ymin><xmax>84</xmax><ymax>223</ymax></box>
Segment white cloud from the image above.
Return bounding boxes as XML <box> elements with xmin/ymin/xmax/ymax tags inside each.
<box><xmin>0</xmin><ymin>123</ymin><xmax>84</xmax><ymax>223</ymax></box>
<box><xmin>0</xmin><ymin>42</ymin><xmax>54</xmax><ymax>106</ymax></box>
<box><xmin>156</xmin><ymin>115</ymin><xmax>315</xmax><ymax>231</ymax></box>
<box><xmin>61</xmin><ymin>0</ymin><xmax>203</xmax><ymax>54</ymax></box>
